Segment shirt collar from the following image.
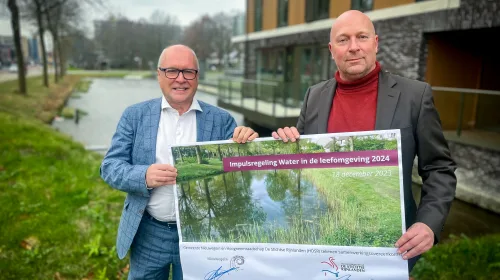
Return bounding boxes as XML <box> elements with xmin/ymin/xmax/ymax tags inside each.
<box><xmin>161</xmin><ymin>96</ymin><xmax>203</xmax><ymax>113</ymax></box>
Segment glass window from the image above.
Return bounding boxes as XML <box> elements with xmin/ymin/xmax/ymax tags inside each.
<box><xmin>278</xmin><ymin>0</ymin><xmax>288</xmax><ymax>27</ymax></box>
<box><xmin>255</xmin><ymin>0</ymin><xmax>262</xmax><ymax>31</ymax></box>
<box><xmin>305</xmin><ymin>0</ymin><xmax>330</xmax><ymax>22</ymax></box>
<box><xmin>351</xmin><ymin>0</ymin><xmax>373</xmax><ymax>12</ymax></box>
<box><xmin>257</xmin><ymin>48</ymin><xmax>287</xmax><ymax>82</ymax></box>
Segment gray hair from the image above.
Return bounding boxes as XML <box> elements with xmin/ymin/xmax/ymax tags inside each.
<box><xmin>157</xmin><ymin>45</ymin><xmax>200</xmax><ymax>69</ymax></box>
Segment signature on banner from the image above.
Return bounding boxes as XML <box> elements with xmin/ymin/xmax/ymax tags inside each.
<box><xmin>204</xmin><ymin>255</ymin><xmax>245</xmax><ymax>280</ymax></box>
<box><xmin>321</xmin><ymin>256</ymin><xmax>352</xmax><ymax>279</ymax></box>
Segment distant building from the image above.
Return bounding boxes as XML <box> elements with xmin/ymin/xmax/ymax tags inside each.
<box><xmin>232</xmin><ymin>13</ymin><xmax>246</xmax><ymax>36</ymax></box>
<box><xmin>0</xmin><ymin>13</ymin><xmax>50</xmax><ymax>66</ymax></box>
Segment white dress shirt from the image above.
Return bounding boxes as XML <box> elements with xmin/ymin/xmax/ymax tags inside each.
<box><xmin>146</xmin><ymin>96</ymin><xmax>202</xmax><ymax>222</ymax></box>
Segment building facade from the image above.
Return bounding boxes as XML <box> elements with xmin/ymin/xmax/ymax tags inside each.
<box><xmin>232</xmin><ymin>0</ymin><xmax>500</xmax><ymax>133</ymax></box>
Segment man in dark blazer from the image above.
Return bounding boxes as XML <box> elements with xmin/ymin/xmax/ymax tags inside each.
<box><xmin>272</xmin><ymin>10</ymin><xmax>457</xmax><ymax>273</ymax></box>
<box><xmin>100</xmin><ymin>45</ymin><xmax>258</xmax><ymax>280</ymax></box>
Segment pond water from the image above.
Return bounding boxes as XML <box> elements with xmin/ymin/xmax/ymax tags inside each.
<box><xmin>178</xmin><ymin>169</ymin><xmax>328</xmax><ymax>243</ymax></box>
<box><xmin>52</xmin><ymin>78</ymin><xmax>244</xmax><ymax>150</ymax></box>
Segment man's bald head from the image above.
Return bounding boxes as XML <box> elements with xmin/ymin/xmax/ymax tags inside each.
<box><xmin>330</xmin><ymin>10</ymin><xmax>376</xmax><ymax>41</ymax></box>
<box><xmin>157</xmin><ymin>44</ymin><xmax>199</xmax><ymax>69</ymax></box>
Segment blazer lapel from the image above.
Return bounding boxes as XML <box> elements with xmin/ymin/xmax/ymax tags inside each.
<box><xmin>317</xmin><ymin>79</ymin><xmax>336</xmax><ymax>133</ymax></box>
<box><xmin>375</xmin><ymin>71</ymin><xmax>400</xmax><ymax>130</ymax></box>
<box><xmin>148</xmin><ymin>98</ymin><xmax>161</xmax><ymax>164</ymax></box>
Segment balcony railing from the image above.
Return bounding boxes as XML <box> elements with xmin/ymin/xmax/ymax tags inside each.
<box><xmin>432</xmin><ymin>87</ymin><xmax>500</xmax><ymax>137</ymax></box>
<box><xmin>216</xmin><ymin>78</ymin><xmax>500</xmax><ymax>137</ymax></box>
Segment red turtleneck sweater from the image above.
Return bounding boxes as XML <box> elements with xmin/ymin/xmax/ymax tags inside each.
<box><xmin>327</xmin><ymin>61</ymin><xmax>381</xmax><ymax>133</ymax></box>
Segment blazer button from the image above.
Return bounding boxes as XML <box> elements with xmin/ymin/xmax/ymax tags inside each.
<box><xmin>139</xmin><ymin>209</ymin><xmax>144</xmax><ymax>214</ymax></box>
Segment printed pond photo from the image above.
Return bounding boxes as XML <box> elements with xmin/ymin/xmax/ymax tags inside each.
<box><xmin>173</xmin><ymin>133</ymin><xmax>403</xmax><ymax>247</ymax></box>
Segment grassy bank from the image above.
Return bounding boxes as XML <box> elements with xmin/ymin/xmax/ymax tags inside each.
<box><xmin>303</xmin><ymin>166</ymin><xmax>401</xmax><ymax>247</ymax></box>
<box><xmin>412</xmin><ymin>234</ymin><xmax>500</xmax><ymax>279</ymax></box>
<box><xmin>0</xmin><ymin>112</ymin><xmax>128</xmax><ymax>279</ymax></box>
<box><xmin>176</xmin><ymin>159</ymin><xmax>224</xmax><ymax>182</ymax></box>
<box><xmin>0</xmin><ymin>75</ymin><xmax>130</xmax><ymax>279</ymax></box>
<box><xmin>0</xmin><ymin>76</ymin><xmax>82</xmax><ymax>123</ymax></box>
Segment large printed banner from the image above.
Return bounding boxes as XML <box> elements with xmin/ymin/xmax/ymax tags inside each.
<box><xmin>171</xmin><ymin>130</ymin><xmax>408</xmax><ymax>280</ymax></box>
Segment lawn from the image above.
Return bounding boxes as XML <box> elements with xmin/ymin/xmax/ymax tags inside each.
<box><xmin>0</xmin><ymin>76</ymin><xmax>81</xmax><ymax>123</ymax></box>
<box><xmin>176</xmin><ymin>159</ymin><xmax>224</xmax><ymax>182</ymax></box>
<box><xmin>0</xmin><ymin>112</ymin><xmax>128</xmax><ymax>279</ymax></box>
<box><xmin>0</xmin><ymin>74</ymin><xmax>130</xmax><ymax>279</ymax></box>
<box><xmin>303</xmin><ymin>166</ymin><xmax>402</xmax><ymax>247</ymax></box>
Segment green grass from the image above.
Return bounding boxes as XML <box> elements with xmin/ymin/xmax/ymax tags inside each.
<box><xmin>61</xmin><ymin>106</ymin><xmax>76</xmax><ymax>118</ymax></box>
<box><xmin>176</xmin><ymin>159</ymin><xmax>224</xmax><ymax>182</ymax></box>
<box><xmin>75</xmin><ymin>79</ymin><xmax>92</xmax><ymax>93</ymax></box>
<box><xmin>0</xmin><ymin>76</ymin><xmax>82</xmax><ymax>123</ymax></box>
<box><xmin>411</xmin><ymin>234</ymin><xmax>500</xmax><ymax>279</ymax></box>
<box><xmin>303</xmin><ymin>167</ymin><xmax>402</xmax><ymax>246</ymax></box>
<box><xmin>0</xmin><ymin>112</ymin><xmax>129</xmax><ymax>279</ymax></box>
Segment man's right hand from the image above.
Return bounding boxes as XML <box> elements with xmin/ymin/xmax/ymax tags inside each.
<box><xmin>271</xmin><ymin>126</ymin><xmax>301</xmax><ymax>142</ymax></box>
<box><xmin>146</xmin><ymin>164</ymin><xmax>177</xmax><ymax>188</ymax></box>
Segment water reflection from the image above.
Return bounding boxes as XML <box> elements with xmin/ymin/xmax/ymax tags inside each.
<box><xmin>52</xmin><ymin>78</ymin><xmax>244</xmax><ymax>149</ymax></box>
<box><xmin>178</xmin><ymin>169</ymin><xmax>327</xmax><ymax>243</ymax></box>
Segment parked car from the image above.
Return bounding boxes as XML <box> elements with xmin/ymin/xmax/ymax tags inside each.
<box><xmin>8</xmin><ymin>64</ymin><xmax>18</xmax><ymax>73</ymax></box>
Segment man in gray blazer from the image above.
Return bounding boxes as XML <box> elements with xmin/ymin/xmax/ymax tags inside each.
<box><xmin>272</xmin><ymin>10</ymin><xmax>457</xmax><ymax>273</ymax></box>
<box><xmin>100</xmin><ymin>45</ymin><xmax>258</xmax><ymax>280</ymax></box>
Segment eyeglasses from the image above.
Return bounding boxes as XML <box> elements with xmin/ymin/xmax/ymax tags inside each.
<box><xmin>158</xmin><ymin>67</ymin><xmax>198</xmax><ymax>80</ymax></box>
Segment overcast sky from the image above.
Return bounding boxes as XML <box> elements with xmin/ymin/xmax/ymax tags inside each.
<box><xmin>91</xmin><ymin>0</ymin><xmax>246</xmax><ymax>26</ymax></box>
<box><xmin>0</xmin><ymin>0</ymin><xmax>246</xmax><ymax>40</ymax></box>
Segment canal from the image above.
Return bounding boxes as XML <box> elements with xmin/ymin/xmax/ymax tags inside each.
<box><xmin>52</xmin><ymin>77</ymin><xmax>500</xmax><ymax>243</ymax></box>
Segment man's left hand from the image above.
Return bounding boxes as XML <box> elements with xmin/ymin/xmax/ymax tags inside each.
<box><xmin>232</xmin><ymin>126</ymin><xmax>258</xmax><ymax>143</ymax></box>
<box><xmin>395</xmin><ymin>222</ymin><xmax>434</xmax><ymax>260</ymax></box>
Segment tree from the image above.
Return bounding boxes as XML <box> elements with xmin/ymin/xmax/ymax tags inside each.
<box><xmin>211</xmin><ymin>12</ymin><xmax>234</xmax><ymax>68</ymax></box>
<box><xmin>30</xmin><ymin>0</ymin><xmax>49</xmax><ymax>87</ymax></box>
<box><xmin>195</xmin><ymin>146</ymin><xmax>203</xmax><ymax>164</ymax></box>
<box><xmin>7</xmin><ymin>0</ymin><xmax>26</xmax><ymax>94</ymax></box>
<box><xmin>93</xmin><ymin>13</ymin><xmax>181</xmax><ymax>70</ymax></box>
<box><xmin>46</xmin><ymin>0</ymin><xmax>102</xmax><ymax>79</ymax></box>
<box><xmin>182</xmin><ymin>15</ymin><xmax>217</xmax><ymax>76</ymax></box>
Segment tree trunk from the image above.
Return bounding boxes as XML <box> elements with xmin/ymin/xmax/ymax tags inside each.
<box><xmin>195</xmin><ymin>146</ymin><xmax>203</xmax><ymax>164</ymax></box>
<box><xmin>34</xmin><ymin>0</ymin><xmax>49</xmax><ymax>87</ymax></box>
<box><xmin>45</xmin><ymin>8</ymin><xmax>61</xmax><ymax>82</ymax></box>
<box><xmin>59</xmin><ymin>36</ymin><xmax>67</xmax><ymax>77</ymax></box>
<box><xmin>217</xmin><ymin>145</ymin><xmax>222</xmax><ymax>161</ymax></box>
<box><xmin>52</xmin><ymin>35</ymin><xmax>59</xmax><ymax>83</ymax></box>
<box><xmin>7</xmin><ymin>0</ymin><xmax>26</xmax><ymax>94</ymax></box>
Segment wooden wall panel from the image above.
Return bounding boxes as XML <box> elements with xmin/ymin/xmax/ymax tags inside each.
<box><xmin>330</xmin><ymin>0</ymin><xmax>351</xmax><ymax>18</ymax></box>
<box><xmin>263</xmin><ymin>0</ymin><xmax>278</xmax><ymax>30</ymax></box>
<box><xmin>288</xmin><ymin>0</ymin><xmax>306</xmax><ymax>25</ymax></box>
<box><xmin>373</xmin><ymin>0</ymin><xmax>415</xmax><ymax>10</ymax></box>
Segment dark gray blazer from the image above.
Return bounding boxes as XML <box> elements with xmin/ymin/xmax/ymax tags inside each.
<box><xmin>297</xmin><ymin>70</ymin><xmax>457</xmax><ymax>243</ymax></box>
